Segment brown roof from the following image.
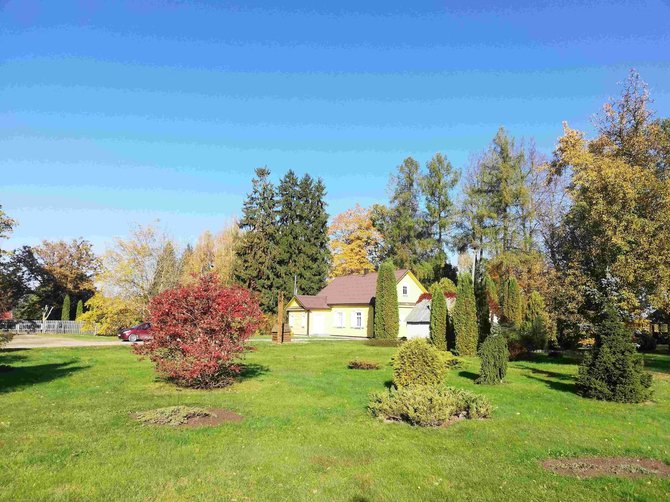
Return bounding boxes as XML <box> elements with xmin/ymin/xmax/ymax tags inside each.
<box><xmin>294</xmin><ymin>295</ymin><xmax>329</xmax><ymax>310</ymax></box>
<box><xmin>293</xmin><ymin>270</ymin><xmax>409</xmax><ymax>309</ymax></box>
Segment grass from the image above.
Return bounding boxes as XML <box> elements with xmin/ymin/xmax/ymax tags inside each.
<box><xmin>0</xmin><ymin>342</ymin><xmax>669</xmax><ymax>501</ymax></box>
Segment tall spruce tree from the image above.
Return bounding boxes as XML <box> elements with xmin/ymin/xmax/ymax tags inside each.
<box><xmin>372</xmin><ymin>157</ymin><xmax>427</xmax><ymax>269</ymax></box>
<box><xmin>61</xmin><ymin>294</ymin><xmax>71</xmax><ymax>321</ymax></box>
<box><xmin>373</xmin><ymin>261</ymin><xmax>399</xmax><ymax>339</ymax></box>
<box><xmin>420</xmin><ymin>153</ymin><xmax>460</xmax><ymax>258</ymax></box>
<box><xmin>429</xmin><ymin>283</ymin><xmax>448</xmax><ymax>350</ymax></box>
<box><xmin>453</xmin><ymin>272</ymin><xmax>478</xmax><ymax>355</ymax></box>
<box><xmin>577</xmin><ymin>304</ymin><xmax>652</xmax><ymax>403</ymax></box>
<box><xmin>297</xmin><ymin>175</ymin><xmax>330</xmax><ymax>295</ymax></box>
<box><xmin>236</xmin><ymin>167</ymin><xmax>279</xmax><ymax>312</ymax></box>
<box><xmin>75</xmin><ymin>299</ymin><xmax>84</xmax><ymax>320</ymax></box>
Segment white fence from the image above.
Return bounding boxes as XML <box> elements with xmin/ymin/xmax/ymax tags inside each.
<box><xmin>0</xmin><ymin>320</ymin><xmax>97</xmax><ymax>335</ymax></box>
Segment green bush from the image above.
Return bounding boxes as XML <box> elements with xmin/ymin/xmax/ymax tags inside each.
<box><xmin>369</xmin><ymin>385</ymin><xmax>492</xmax><ymax>426</ymax></box>
<box><xmin>365</xmin><ymin>338</ymin><xmax>402</xmax><ymax>347</ymax></box>
<box><xmin>500</xmin><ymin>277</ymin><xmax>522</xmax><ymax>327</ymax></box>
<box><xmin>453</xmin><ymin>272</ymin><xmax>478</xmax><ymax>355</ymax></box>
<box><xmin>392</xmin><ymin>338</ymin><xmax>447</xmax><ymax>388</ymax></box>
<box><xmin>373</xmin><ymin>261</ymin><xmax>399</xmax><ymax>339</ymax></box>
<box><xmin>75</xmin><ymin>299</ymin><xmax>84</xmax><ymax>320</ymax></box>
<box><xmin>577</xmin><ymin>305</ymin><xmax>653</xmax><ymax>403</ymax></box>
<box><xmin>477</xmin><ymin>334</ymin><xmax>509</xmax><ymax>385</ymax></box>
<box><xmin>61</xmin><ymin>294</ymin><xmax>71</xmax><ymax>321</ymax></box>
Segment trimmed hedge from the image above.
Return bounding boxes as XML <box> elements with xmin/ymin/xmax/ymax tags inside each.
<box><xmin>369</xmin><ymin>385</ymin><xmax>492</xmax><ymax>426</ymax></box>
<box><xmin>348</xmin><ymin>359</ymin><xmax>380</xmax><ymax>370</ymax></box>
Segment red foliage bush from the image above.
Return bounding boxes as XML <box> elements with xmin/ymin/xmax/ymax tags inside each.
<box><xmin>135</xmin><ymin>274</ymin><xmax>263</xmax><ymax>388</ymax></box>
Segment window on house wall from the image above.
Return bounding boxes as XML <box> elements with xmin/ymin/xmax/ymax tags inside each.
<box><xmin>355</xmin><ymin>311</ymin><xmax>363</xmax><ymax>328</ymax></box>
<box><xmin>335</xmin><ymin>311</ymin><xmax>344</xmax><ymax>328</ymax></box>
<box><xmin>402</xmin><ymin>285</ymin><xmax>408</xmax><ymax>297</ymax></box>
<box><xmin>301</xmin><ymin>313</ymin><xmax>306</xmax><ymax>328</ymax></box>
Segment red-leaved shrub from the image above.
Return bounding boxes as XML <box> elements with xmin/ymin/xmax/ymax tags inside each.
<box><xmin>134</xmin><ymin>274</ymin><xmax>263</xmax><ymax>388</ymax></box>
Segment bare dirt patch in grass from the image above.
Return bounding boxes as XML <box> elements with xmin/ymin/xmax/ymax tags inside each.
<box><xmin>542</xmin><ymin>457</ymin><xmax>670</xmax><ymax>478</ymax></box>
<box><xmin>132</xmin><ymin>406</ymin><xmax>243</xmax><ymax>427</ymax></box>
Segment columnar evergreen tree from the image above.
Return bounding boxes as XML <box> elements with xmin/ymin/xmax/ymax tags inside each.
<box><xmin>500</xmin><ymin>276</ymin><xmax>523</xmax><ymax>327</ymax></box>
<box><xmin>429</xmin><ymin>283</ymin><xmax>447</xmax><ymax>350</ymax></box>
<box><xmin>453</xmin><ymin>272</ymin><xmax>478</xmax><ymax>355</ymax></box>
<box><xmin>577</xmin><ymin>304</ymin><xmax>652</xmax><ymax>403</ymax></box>
<box><xmin>61</xmin><ymin>294</ymin><xmax>71</xmax><ymax>321</ymax></box>
<box><xmin>474</xmin><ymin>258</ymin><xmax>491</xmax><ymax>342</ymax></box>
<box><xmin>373</xmin><ymin>261</ymin><xmax>399</xmax><ymax>339</ymax></box>
<box><xmin>75</xmin><ymin>299</ymin><xmax>84</xmax><ymax>320</ymax></box>
<box><xmin>520</xmin><ymin>291</ymin><xmax>551</xmax><ymax>350</ymax></box>
<box><xmin>235</xmin><ymin>167</ymin><xmax>279</xmax><ymax>312</ymax></box>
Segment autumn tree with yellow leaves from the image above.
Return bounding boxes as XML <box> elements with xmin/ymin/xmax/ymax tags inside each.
<box><xmin>329</xmin><ymin>204</ymin><xmax>382</xmax><ymax>277</ymax></box>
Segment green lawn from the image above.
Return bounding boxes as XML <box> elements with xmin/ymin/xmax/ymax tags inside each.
<box><xmin>1</xmin><ymin>342</ymin><xmax>669</xmax><ymax>501</ymax></box>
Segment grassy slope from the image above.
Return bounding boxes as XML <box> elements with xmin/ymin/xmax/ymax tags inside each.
<box><xmin>0</xmin><ymin>342</ymin><xmax>669</xmax><ymax>502</ymax></box>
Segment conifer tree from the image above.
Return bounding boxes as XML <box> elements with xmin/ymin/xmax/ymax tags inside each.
<box><xmin>300</xmin><ymin>176</ymin><xmax>330</xmax><ymax>294</ymax></box>
<box><xmin>150</xmin><ymin>240</ymin><xmax>179</xmax><ymax>296</ymax></box>
<box><xmin>373</xmin><ymin>261</ymin><xmax>399</xmax><ymax>339</ymax></box>
<box><xmin>61</xmin><ymin>294</ymin><xmax>71</xmax><ymax>321</ymax></box>
<box><xmin>453</xmin><ymin>272</ymin><xmax>478</xmax><ymax>355</ymax></box>
<box><xmin>75</xmin><ymin>299</ymin><xmax>84</xmax><ymax>320</ymax></box>
<box><xmin>429</xmin><ymin>283</ymin><xmax>447</xmax><ymax>350</ymax></box>
<box><xmin>474</xmin><ymin>258</ymin><xmax>491</xmax><ymax>342</ymax></box>
<box><xmin>577</xmin><ymin>304</ymin><xmax>652</xmax><ymax>403</ymax></box>
<box><xmin>501</xmin><ymin>276</ymin><xmax>523</xmax><ymax>327</ymax></box>
<box><xmin>236</xmin><ymin>167</ymin><xmax>279</xmax><ymax>312</ymax></box>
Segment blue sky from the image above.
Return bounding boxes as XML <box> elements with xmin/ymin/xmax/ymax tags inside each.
<box><xmin>2</xmin><ymin>0</ymin><xmax>670</xmax><ymax>252</ymax></box>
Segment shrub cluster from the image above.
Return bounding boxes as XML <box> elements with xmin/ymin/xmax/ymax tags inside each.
<box><xmin>365</xmin><ymin>338</ymin><xmax>402</xmax><ymax>347</ymax></box>
<box><xmin>392</xmin><ymin>338</ymin><xmax>447</xmax><ymax>388</ymax></box>
<box><xmin>369</xmin><ymin>385</ymin><xmax>492</xmax><ymax>426</ymax></box>
<box><xmin>348</xmin><ymin>359</ymin><xmax>380</xmax><ymax>370</ymax></box>
<box><xmin>477</xmin><ymin>334</ymin><xmax>509</xmax><ymax>385</ymax></box>
<box><xmin>135</xmin><ymin>274</ymin><xmax>263</xmax><ymax>388</ymax></box>
<box><xmin>577</xmin><ymin>305</ymin><xmax>652</xmax><ymax>403</ymax></box>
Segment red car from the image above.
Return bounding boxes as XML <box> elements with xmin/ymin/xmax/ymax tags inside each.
<box><xmin>118</xmin><ymin>323</ymin><xmax>152</xmax><ymax>342</ymax></box>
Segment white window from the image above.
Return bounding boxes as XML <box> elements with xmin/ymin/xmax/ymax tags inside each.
<box><xmin>301</xmin><ymin>313</ymin><xmax>306</xmax><ymax>329</ymax></box>
<box><xmin>355</xmin><ymin>311</ymin><xmax>363</xmax><ymax>328</ymax></box>
<box><xmin>335</xmin><ymin>311</ymin><xmax>344</xmax><ymax>328</ymax></box>
<box><xmin>402</xmin><ymin>285</ymin><xmax>408</xmax><ymax>297</ymax></box>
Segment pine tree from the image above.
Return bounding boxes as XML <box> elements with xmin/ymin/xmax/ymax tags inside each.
<box><xmin>61</xmin><ymin>294</ymin><xmax>71</xmax><ymax>321</ymax></box>
<box><xmin>453</xmin><ymin>272</ymin><xmax>478</xmax><ymax>355</ymax></box>
<box><xmin>235</xmin><ymin>167</ymin><xmax>279</xmax><ymax>312</ymax></box>
<box><xmin>501</xmin><ymin>276</ymin><xmax>523</xmax><ymax>327</ymax></box>
<box><xmin>300</xmin><ymin>176</ymin><xmax>330</xmax><ymax>294</ymax></box>
<box><xmin>374</xmin><ymin>261</ymin><xmax>399</xmax><ymax>339</ymax></box>
<box><xmin>577</xmin><ymin>304</ymin><xmax>652</xmax><ymax>403</ymax></box>
<box><xmin>429</xmin><ymin>283</ymin><xmax>447</xmax><ymax>350</ymax></box>
<box><xmin>178</xmin><ymin>244</ymin><xmax>193</xmax><ymax>284</ymax></box>
<box><xmin>275</xmin><ymin>170</ymin><xmax>302</xmax><ymax>297</ymax></box>
<box><xmin>75</xmin><ymin>299</ymin><xmax>84</xmax><ymax>320</ymax></box>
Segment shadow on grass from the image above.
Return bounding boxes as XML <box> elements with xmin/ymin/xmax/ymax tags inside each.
<box><xmin>458</xmin><ymin>370</ymin><xmax>479</xmax><ymax>381</ymax></box>
<box><xmin>519</xmin><ymin>365</ymin><xmax>577</xmax><ymax>394</ymax></box>
<box><xmin>0</xmin><ymin>349</ymin><xmax>28</xmax><ymax>366</ymax></box>
<box><xmin>0</xmin><ymin>359</ymin><xmax>90</xmax><ymax>394</ymax></box>
<box><xmin>642</xmin><ymin>352</ymin><xmax>670</xmax><ymax>374</ymax></box>
<box><xmin>237</xmin><ymin>363</ymin><xmax>270</xmax><ymax>380</ymax></box>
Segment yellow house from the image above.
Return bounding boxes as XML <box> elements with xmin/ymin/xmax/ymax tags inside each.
<box><xmin>286</xmin><ymin>269</ymin><xmax>427</xmax><ymax>338</ymax></box>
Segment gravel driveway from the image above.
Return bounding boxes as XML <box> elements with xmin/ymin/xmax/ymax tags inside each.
<box><xmin>4</xmin><ymin>334</ymin><xmax>125</xmax><ymax>349</ymax></box>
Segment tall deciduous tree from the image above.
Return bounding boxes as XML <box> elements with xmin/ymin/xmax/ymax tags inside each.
<box><xmin>236</xmin><ymin>167</ymin><xmax>279</xmax><ymax>312</ymax></box>
<box><xmin>429</xmin><ymin>283</ymin><xmax>447</xmax><ymax>351</ymax></box>
<box><xmin>453</xmin><ymin>272</ymin><xmax>478</xmax><ymax>355</ymax></box>
<box><xmin>373</xmin><ymin>261</ymin><xmax>399</xmax><ymax>339</ymax></box>
<box><xmin>329</xmin><ymin>205</ymin><xmax>382</xmax><ymax>276</ymax></box>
